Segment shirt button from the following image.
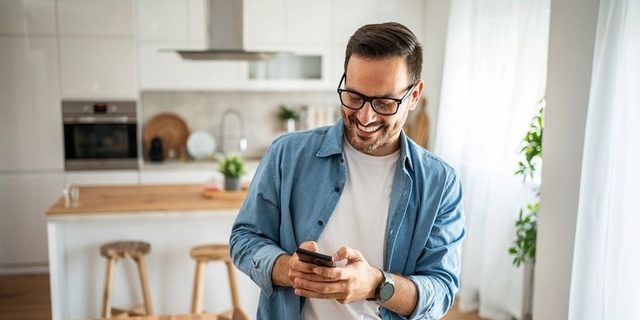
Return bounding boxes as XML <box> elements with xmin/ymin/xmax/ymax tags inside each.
<box><xmin>334</xmin><ymin>187</ymin><xmax>340</xmax><ymax>192</ymax></box>
<box><xmin>318</xmin><ymin>220</ymin><xmax>324</xmax><ymax>226</ymax></box>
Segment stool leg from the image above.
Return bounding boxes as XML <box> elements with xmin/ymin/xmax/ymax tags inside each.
<box><xmin>135</xmin><ymin>256</ymin><xmax>153</xmax><ymax>315</ymax></box>
<box><xmin>225</xmin><ymin>261</ymin><xmax>240</xmax><ymax>309</ymax></box>
<box><xmin>102</xmin><ymin>257</ymin><xmax>116</xmax><ymax>318</ymax></box>
<box><xmin>191</xmin><ymin>260</ymin><xmax>205</xmax><ymax>313</ymax></box>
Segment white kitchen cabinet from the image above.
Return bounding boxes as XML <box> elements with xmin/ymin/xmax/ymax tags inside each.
<box><xmin>0</xmin><ymin>172</ymin><xmax>64</xmax><ymax>270</ymax></box>
<box><xmin>64</xmin><ymin>170</ymin><xmax>139</xmax><ymax>186</ymax></box>
<box><xmin>138</xmin><ymin>0</ymin><xmax>206</xmax><ymax>43</ymax></box>
<box><xmin>244</xmin><ymin>0</ymin><xmax>287</xmax><ymax>49</ymax></box>
<box><xmin>56</xmin><ymin>0</ymin><xmax>134</xmax><ymax>36</ymax></box>
<box><xmin>286</xmin><ymin>0</ymin><xmax>332</xmax><ymax>46</ymax></box>
<box><xmin>138</xmin><ymin>42</ymin><xmax>246</xmax><ymax>90</ymax></box>
<box><xmin>138</xmin><ymin>0</ymin><xmax>189</xmax><ymax>42</ymax></box>
<box><xmin>331</xmin><ymin>0</ymin><xmax>379</xmax><ymax>46</ymax></box>
<box><xmin>59</xmin><ymin>37</ymin><xmax>137</xmax><ymax>99</ymax></box>
<box><xmin>0</xmin><ymin>0</ymin><xmax>56</xmax><ymax>35</ymax></box>
<box><xmin>0</xmin><ymin>37</ymin><xmax>64</xmax><ymax>172</ymax></box>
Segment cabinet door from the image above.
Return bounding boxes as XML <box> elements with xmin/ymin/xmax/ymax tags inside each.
<box><xmin>286</xmin><ymin>0</ymin><xmax>332</xmax><ymax>45</ymax></box>
<box><xmin>59</xmin><ymin>37</ymin><xmax>137</xmax><ymax>99</ymax></box>
<box><xmin>244</xmin><ymin>0</ymin><xmax>287</xmax><ymax>49</ymax></box>
<box><xmin>0</xmin><ymin>37</ymin><xmax>64</xmax><ymax>172</ymax></box>
<box><xmin>64</xmin><ymin>170</ymin><xmax>139</xmax><ymax>186</ymax></box>
<box><xmin>0</xmin><ymin>0</ymin><xmax>56</xmax><ymax>35</ymax></box>
<box><xmin>138</xmin><ymin>42</ymin><xmax>246</xmax><ymax>90</ymax></box>
<box><xmin>57</xmin><ymin>0</ymin><xmax>134</xmax><ymax>36</ymax></box>
<box><xmin>0</xmin><ymin>173</ymin><xmax>64</xmax><ymax>266</ymax></box>
<box><xmin>138</xmin><ymin>0</ymin><xmax>189</xmax><ymax>42</ymax></box>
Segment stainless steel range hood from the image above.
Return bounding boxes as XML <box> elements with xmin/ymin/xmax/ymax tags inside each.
<box><xmin>176</xmin><ymin>0</ymin><xmax>281</xmax><ymax>61</ymax></box>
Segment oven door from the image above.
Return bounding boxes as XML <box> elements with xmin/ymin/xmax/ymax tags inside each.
<box><xmin>64</xmin><ymin>119</ymin><xmax>139</xmax><ymax>170</ymax></box>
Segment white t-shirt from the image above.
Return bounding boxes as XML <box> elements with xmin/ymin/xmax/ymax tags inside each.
<box><xmin>302</xmin><ymin>139</ymin><xmax>399</xmax><ymax>320</ymax></box>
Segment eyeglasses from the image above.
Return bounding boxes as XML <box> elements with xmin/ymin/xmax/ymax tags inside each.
<box><xmin>337</xmin><ymin>74</ymin><xmax>417</xmax><ymax>116</ymax></box>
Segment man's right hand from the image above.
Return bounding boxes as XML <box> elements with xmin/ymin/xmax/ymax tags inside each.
<box><xmin>272</xmin><ymin>241</ymin><xmax>336</xmax><ymax>287</ymax></box>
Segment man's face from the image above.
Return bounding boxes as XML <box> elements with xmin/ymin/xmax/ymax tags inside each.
<box><xmin>341</xmin><ymin>54</ymin><xmax>423</xmax><ymax>156</ymax></box>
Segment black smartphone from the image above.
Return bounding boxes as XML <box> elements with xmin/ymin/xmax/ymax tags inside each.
<box><xmin>295</xmin><ymin>248</ymin><xmax>336</xmax><ymax>268</ymax></box>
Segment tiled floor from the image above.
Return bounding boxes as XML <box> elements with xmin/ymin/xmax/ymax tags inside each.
<box><xmin>0</xmin><ymin>273</ymin><xmax>481</xmax><ymax>319</ymax></box>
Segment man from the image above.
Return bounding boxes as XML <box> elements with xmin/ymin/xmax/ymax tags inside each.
<box><xmin>230</xmin><ymin>22</ymin><xmax>465</xmax><ymax>320</ymax></box>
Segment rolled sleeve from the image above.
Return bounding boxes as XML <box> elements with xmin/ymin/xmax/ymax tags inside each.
<box><xmin>249</xmin><ymin>244</ymin><xmax>287</xmax><ymax>297</ymax></box>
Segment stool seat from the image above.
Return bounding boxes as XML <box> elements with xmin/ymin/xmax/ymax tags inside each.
<box><xmin>190</xmin><ymin>244</ymin><xmax>230</xmax><ymax>261</ymax></box>
<box><xmin>100</xmin><ymin>240</ymin><xmax>153</xmax><ymax>318</ymax></box>
<box><xmin>100</xmin><ymin>241</ymin><xmax>151</xmax><ymax>259</ymax></box>
<box><xmin>190</xmin><ymin>244</ymin><xmax>247</xmax><ymax>320</ymax></box>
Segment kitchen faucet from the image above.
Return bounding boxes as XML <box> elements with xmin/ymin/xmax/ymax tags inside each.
<box><xmin>219</xmin><ymin>108</ymin><xmax>248</xmax><ymax>155</ymax></box>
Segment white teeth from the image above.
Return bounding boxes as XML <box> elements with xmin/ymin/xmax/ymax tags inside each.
<box><xmin>357</xmin><ymin>123</ymin><xmax>381</xmax><ymax>133</ymax></box>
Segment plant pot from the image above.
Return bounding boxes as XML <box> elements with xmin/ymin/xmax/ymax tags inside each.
<box><xmin>522</xmin><ymin>262</ymin><xmax>535</xmax><ymax>320</ymax></box>
<box><xmin>285</xmin><ymin>119</ymin><xmax>296</xmax><ymax>133</ymax></box>
<box><xmin>224</xmin><ymin>176</ymin><xmax>242</xmax><ymax>191</ymax></box>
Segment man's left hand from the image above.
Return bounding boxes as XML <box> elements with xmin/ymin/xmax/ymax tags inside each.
<box><xmin>292</xmin><ymin>246</ymin><xmax>383</xmax><ymax>304</ymax></box>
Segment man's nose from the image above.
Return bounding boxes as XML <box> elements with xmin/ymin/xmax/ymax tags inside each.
<box><xmin>356</xmin><ymin>101</ymin><xmax>378</xmax><ymax>125</ymax></box>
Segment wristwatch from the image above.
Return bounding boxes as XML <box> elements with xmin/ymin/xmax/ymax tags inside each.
<box><xmin>369</xmin><ymin>269</ymin><xmax>395</xmax><ymax>303</ymax></box>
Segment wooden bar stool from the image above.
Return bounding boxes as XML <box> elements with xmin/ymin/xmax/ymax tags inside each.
<box><xmin>100</xmin><ymin>241</ymin><xmax>153</xmax><ymax>318</ymax></box>
<box><xmin>190</xmin><ymin>244</ymin><xmax>248</xmax><ymax>320</ymax></box>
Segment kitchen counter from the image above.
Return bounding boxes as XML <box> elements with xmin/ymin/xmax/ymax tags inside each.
<box><xmin>47</xmin><ymin>184</ymin><xmax>246</xmax><ymax>215</ymax></box>
<box><xmin>46</xmin><ymin>184</ymin><xmax>259</xmax><ymax>320</ymax></box>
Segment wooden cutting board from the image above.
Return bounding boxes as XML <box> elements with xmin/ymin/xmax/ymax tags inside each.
<box><xmin>143</xmin><ymin>113</ymin><xmax>190</xmax><ymax>159</ymax></box>
<box><xmin>409</xmin><ymin>97</ymin><xmax>430</xmax><ymax>148</ymax></box>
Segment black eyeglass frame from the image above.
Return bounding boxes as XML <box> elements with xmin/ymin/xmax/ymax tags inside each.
<box><xmin>336</xmin><ymin>74</ymin><xmax>418</xmax><ymax>116</ymax></box>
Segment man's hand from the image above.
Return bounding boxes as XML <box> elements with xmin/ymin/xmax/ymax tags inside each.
<box><xmin>292</xmin><ymin>246</ymin><xmax>383</xmax><ymax>304</ymax></box>
<box><xmin>271</xmin><ymin>241</ymin><xmax>334</xmax><ymax>287</ymax></box>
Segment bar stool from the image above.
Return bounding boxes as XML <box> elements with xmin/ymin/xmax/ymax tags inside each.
<box><xmin>190</xmin><ymin>244</ymin><xmax>248</xmax><ymax>320</ymax></box>
<box><xmin>100</xmin><ymin>241</ymin><xmax>153</xmax><ymax>318</ymax></box>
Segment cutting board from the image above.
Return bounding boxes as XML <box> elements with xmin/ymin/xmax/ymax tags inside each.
<box><xmin>408</xmin><ymin>97</ymin><xmax>430</xmax><ymax>148</ymax></box>
<box><xmin>143</xmin><ymin>113</ymin><xmax>190</xmax><ymax>159</ymax></box>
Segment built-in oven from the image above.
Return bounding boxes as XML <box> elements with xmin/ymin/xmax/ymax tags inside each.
<box><xmin>63</xmin><ymin>100</ymin><xmax>139</xmax><ymax>170</ymax></box>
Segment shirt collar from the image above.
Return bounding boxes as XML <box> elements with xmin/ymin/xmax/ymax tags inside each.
<box><xmin>316</xmin><ymin>118</ymin><xmax>415</xmax><ymax>171</ymax></box>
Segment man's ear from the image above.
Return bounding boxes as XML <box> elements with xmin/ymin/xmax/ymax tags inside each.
<box><xmin>410</xmin><ymin>81</ymin><xmax>425</xmax><ymax>111</ymax></box>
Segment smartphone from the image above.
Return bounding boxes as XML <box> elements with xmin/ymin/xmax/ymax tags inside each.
<box><xmin>295</xmin><ymin>248</ymin><xmax>336</xmax><ymax>268</ymax></box>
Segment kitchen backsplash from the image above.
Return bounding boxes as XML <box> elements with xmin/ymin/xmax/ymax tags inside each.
<box><xmin>141</xmin><ymin>91</ymin><xmax>340</xmax><ymax>159</ymax></box>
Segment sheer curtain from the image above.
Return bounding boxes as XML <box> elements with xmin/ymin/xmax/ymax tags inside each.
<box><xmin>568</xmin><ymin>0</ymin><xmax>640</xmax><ymax>319</ymax></box>
<box><xmin>434</xmin><ymin>0</ymin><xmax>550</xmax><ymax>318</ymax></box>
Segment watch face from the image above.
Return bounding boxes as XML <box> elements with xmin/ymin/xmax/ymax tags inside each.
<box><xmin>379</xmin><ymin>282</ymin><xmax>395</xmax><ymax>301</ymax></box>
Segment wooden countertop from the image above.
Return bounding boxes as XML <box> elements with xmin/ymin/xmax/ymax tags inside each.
<box><xmin>47</xmin><ymin>184</ymin><xmax>247</xmax><ymax>216</ymax></box>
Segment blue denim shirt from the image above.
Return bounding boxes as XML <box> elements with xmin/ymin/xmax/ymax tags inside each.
<box><xmin>230</xmin><ymin>119</ymin><xmax>465</xmax><ymax>320</ymax></box>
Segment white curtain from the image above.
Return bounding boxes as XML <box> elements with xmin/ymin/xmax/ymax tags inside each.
<box><xmin>568</xmin><ymin>0</ymin><xmax>640</xmax><ymax>319</ymax></box>
<box><xmin>434</xmin><ymin>0</ymin><xmax>550</xmax><ymax>318</ymax></box>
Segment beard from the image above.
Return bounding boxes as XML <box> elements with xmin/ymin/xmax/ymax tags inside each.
<box><xmin>342</xmin><ymin>110</ymin><xmax>394</xmax><ymax>155</ymax></box>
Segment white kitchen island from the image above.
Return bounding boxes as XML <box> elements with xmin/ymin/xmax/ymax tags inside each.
<box><xmin>46</xmin><ymin>184</ymin><xmax>260</xmax><ymax>320</ymax></box>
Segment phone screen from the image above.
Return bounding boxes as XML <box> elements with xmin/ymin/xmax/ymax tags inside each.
<box><xmin>295</xmin><ymin>248</ymin><xmax>336</xmax><ymax>268</ymax></box>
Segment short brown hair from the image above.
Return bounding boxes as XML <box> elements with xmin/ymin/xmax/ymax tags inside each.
<box><xmin>344</xmin><ymin>22</ymin><xmax>422</xmax><ymax>83</ymax></box>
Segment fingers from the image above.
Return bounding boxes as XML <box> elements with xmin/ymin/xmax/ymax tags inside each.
<box><xmin>293</xmin><ymin>277</ymin><xmax>346</xmax><ymax>295</ymax></box>
<box><xmin>289</xmin><ymin>270</ymin><xmax>336</xmax><ymax>283</ymax></box>
<box><xmin>299</xmin><ymin>241</ymin><xmax>318</xmax><ymax>251</ymax></box>
<box><xmin>334</xmin><ymin>246</ymin><xmax>364</xmax><ymax>262</ymax></box>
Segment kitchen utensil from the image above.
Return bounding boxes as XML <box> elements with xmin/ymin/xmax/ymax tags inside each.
<box><xmin>187</xmin><ymin>130</ymin><xmax>216</xmax><ymax>160</ymax></box>
<box><xmin>143</xmin><ymin>113</ymin><xmax>189</xmax><ymax>160</ymax></box>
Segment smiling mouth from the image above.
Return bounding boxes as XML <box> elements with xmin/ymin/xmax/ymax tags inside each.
<box><xmin>355</xmin><ymin>122</ymin><xmax>383</xmax><ymax>134</ymax></box>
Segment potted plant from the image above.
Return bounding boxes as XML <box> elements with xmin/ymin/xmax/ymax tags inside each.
<box><xmin>219</xmin><ymin>155</ymin><xmax>247</xmax><ymax>191</ymax></box>
<box><xmin>508</xmin><ymin>99</ymin><xmax>544</xmax><ymax>320</ymax></box>
<box><xmin>278</xmin><ymin>105</ymin><xmax>299</xmax><ymax>133</ymax></box>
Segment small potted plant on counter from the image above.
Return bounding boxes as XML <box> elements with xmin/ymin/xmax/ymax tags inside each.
<box><xmin>278</xmin><ymin>105</ymin><xmax>299</xmax><ymax>133</ymax></box>
<box><xmin>219</xmin><ymin>155</ymin><xmax>247</xmax><ymax>191</ymax></box>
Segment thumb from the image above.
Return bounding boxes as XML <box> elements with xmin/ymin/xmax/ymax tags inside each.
<box><xmin>299</xmin><ymin>241</ymin><xmax>318</xmax><ymax>251</ymax></box>
<box><xmin>334</xmin><ymin>246</ymin><xmax>364</xmax><ymax>262</ymax></box>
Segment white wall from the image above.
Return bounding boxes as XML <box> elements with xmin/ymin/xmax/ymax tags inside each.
<box><xmin>533</xmin><ymin>0</ymin><xmax>600</xmax><ymax>319</ymax></box>
<box><xmin>421</xmin><ymin>0</ymin><xmax>450</xmax><ymax>151</ymax></box>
